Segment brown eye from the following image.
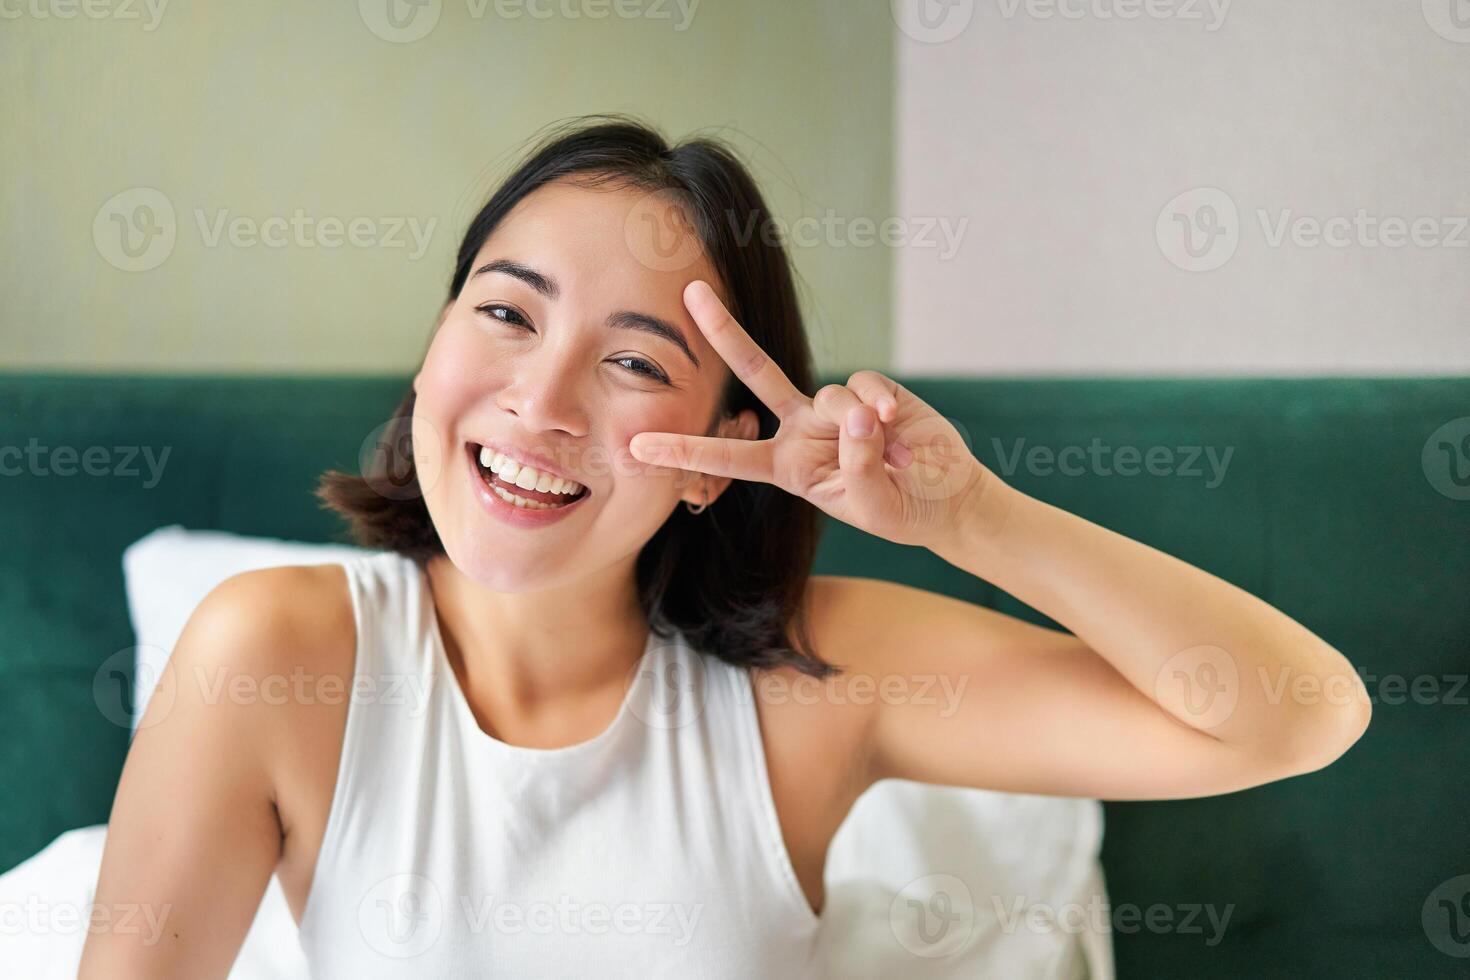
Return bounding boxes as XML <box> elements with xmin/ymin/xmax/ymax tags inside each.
<box><xmin>612</xmin><ymin>355</ymin><xmax>671</xmax><ymax>384</ymax></box>
<box><xmin>476</xmin><ymin>303</ymin><xmax>530</xmax><ymax>328</ymax></box>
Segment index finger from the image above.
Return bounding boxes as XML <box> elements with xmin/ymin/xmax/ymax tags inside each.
<box><xmin>685</xmin><ymin>280</ymin><xmax>807</xmax><ymax>419</ymax></box>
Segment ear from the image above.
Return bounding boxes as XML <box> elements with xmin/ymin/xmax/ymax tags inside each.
<box><xmin>682</xmin><ymin>408</ymin><xmax>760</xmax><ymax>509</ymax></box>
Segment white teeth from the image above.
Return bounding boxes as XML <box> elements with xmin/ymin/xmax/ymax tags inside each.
<box><xmin>490</xmin><ymin>484</ymin><xmax>563</xmax><ymax>510</ymax></box>
<box><xmin>477</xmin><ymin>447</ymin><xmax>585</xmax><ymax>496</ymax></box>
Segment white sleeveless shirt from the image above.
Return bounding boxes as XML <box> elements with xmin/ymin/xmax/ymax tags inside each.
<box><xmin>295</xmin><ymin>550</ymin><xmax>822</xmax><ymax>978</ymax></box>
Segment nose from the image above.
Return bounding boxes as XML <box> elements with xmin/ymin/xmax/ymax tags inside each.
<box><xmin>493</xmin><ymin>339</ymin><xmax>590</xmax><ymax>438</ymax></box>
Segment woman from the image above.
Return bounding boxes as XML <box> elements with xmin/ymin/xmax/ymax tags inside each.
<box><xmin>81</xmin><ymin>117</ymin><xmax>1371</xmax><ymax>978</ymax></box>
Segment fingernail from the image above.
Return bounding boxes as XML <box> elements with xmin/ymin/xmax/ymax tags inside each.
<box><xmin>878</xmin><ymin>395</ymin><xmax>896</xmax><ymax>419</ymax></box>
<box><xmin>847</xmin><ymin>406</ymin><xmax>874</xmax><ymax>437</ymax></box>
<box><xmin>888</xmin><ymin>441</ymin><xmax>914</xmax><ymax>467</ymax></box>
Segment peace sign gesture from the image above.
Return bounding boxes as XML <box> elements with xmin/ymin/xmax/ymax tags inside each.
<box><xmin>628</xmin><ymin>281</ymin><xmax>996</xmax><ymax>550</ymax></box>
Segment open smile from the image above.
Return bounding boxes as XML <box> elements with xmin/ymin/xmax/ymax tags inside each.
<box><xmin>465</xmin><ymin>442</ymin><xmax>591</xmax><ymax>524</ymax></box>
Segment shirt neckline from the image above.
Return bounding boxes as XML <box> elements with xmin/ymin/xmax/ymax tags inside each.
<box><xmin>418</xmin><ymin>561</ymin><xmax>656</xmax><ymax>761</ymax></box>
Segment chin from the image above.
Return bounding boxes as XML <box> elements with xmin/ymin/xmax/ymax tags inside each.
<box><xmin>440</xmin><ymin>528</ymin><xmax>577</xmax><ymax>594</ymax></box>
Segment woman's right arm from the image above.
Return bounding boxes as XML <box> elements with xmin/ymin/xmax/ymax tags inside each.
<box><xmin>78</xmin><ymin>570</ymin><xmax>302</xmax><ymax>979</ymax></box>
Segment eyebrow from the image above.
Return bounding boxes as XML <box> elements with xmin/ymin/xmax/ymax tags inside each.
<box><xmin>607</xmin><ymin>310</ymin><xmax>700</xmax><ymax>370</ymax></box>
<box><xmin>470</xmin><ymin>258</ymin><xmax>701</xmax><ymax>370</ymax></box>
<box><xmin>471</xmin><ymin>258</ymin><xmax>558</xmax><ymax>299</ymax></box>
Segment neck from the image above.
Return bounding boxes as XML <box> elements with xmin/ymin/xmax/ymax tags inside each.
<box><xmin>423</xmin><ymin>551</ymin><xmax>650</xmax><ymax>732</ymax></box>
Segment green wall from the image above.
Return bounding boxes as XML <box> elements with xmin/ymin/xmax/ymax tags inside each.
<box><xmin>1</xmin><ymin>0</ymin><xmax>892</xmax><ymax>375</ymax></box>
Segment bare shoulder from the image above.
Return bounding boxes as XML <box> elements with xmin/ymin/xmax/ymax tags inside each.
<box><xmin>161</xmin><ymin>562</ymin><xmax>358</xmax><ymax>795</ymax></box>
<box><xmin>188</xmin><ymin>562</ymin><xmax>355</xmax><ymax>662</ymax></box>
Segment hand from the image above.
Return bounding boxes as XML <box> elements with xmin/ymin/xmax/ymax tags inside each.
<box><xmin>628</xmin><ymin>280</ymin><xmax>1000</xmax><ymax>550</ymax></box>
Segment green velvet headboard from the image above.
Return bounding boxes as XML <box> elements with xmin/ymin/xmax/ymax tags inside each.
<box><xmin>3</xmin><ymin>373</ymin><xmax>1466</xmax><ymax>977</ymax></box>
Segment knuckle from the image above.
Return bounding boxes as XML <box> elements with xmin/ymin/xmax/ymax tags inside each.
<box><xmin>813</xmin><ymin>383</ymin><xmax>848</xmax><ymax>407</ymax></box>
<box><xmin>740</xmin><ymin>347</ymin><xmax>771</xmax><ymax>379</ymax></box>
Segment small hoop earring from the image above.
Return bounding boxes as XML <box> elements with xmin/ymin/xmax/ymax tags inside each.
<box><xmin>685</xmin><ymin>491</ymin><xmax>709</xmax><ymax>515</ymax></box>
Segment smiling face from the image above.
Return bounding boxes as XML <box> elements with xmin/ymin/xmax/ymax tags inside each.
<box><xmin>411</xmin><ymin>178</ymin><xmax>757</xmax><ymax>593</ymax></box>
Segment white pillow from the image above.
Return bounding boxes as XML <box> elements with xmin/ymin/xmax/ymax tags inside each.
<box><xmin>819</xmin><ymin>783</ymin><xmax>1112</xmax><ymax>978</ymax></box>
<box><xmin>120</xmin><ymin>524</ymin><xmax>372</xmax><ymax>731</ymax></box>
<box><xmin>112</xmin><ymin>525</ymin><xmax>1112</xmax><ymax>978</ymax></box>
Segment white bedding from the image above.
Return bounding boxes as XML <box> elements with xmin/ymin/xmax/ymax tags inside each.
<box><xmin>0</xmin><ymin>526</ymin><xmax>1114</xmax><ymax>978</ymax></box>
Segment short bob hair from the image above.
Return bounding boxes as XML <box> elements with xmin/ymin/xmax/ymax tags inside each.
<box><xmin>316</xmin><ymin>115</ymin><xmax>837</xmax><ymax>678</ymax></box>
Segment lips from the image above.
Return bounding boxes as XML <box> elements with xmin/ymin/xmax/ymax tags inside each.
<box><xmin>466</xmin><ymin>443</ymin><xmax>589</xmax><ymax>507</ymax></box>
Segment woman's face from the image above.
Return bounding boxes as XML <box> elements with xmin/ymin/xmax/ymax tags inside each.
<box><xmin>412</xmin><ymin>178</ymin><xmax>755</xmax><ymax>593</ymax></box>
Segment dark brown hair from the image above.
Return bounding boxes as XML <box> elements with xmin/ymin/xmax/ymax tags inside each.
<box><xmin>316</xmin><ymin>115</ymin><xmax>836</xmax><ymax>677</ymax></box>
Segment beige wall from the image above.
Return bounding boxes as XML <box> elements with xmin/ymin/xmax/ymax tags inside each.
<box><xmin>894</xmin><ymin>0</ymin><xmax>1470</xmax><ymax>376</ymax></box>
<box><xmin>2</xmin><ymin>0</ymin><xmax>892</xmax><ymax>375</ymax></box>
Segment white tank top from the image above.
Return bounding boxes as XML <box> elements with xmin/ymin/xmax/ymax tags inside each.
<box><xmin>295</xmin><ymin>550</ymin><xmax>822</xmax><ymax>978</ymax></box>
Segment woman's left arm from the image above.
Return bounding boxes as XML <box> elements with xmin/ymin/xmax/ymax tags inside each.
<box><xmin>631</xmin><ymin>280</ymin><xmax>1372</xmax><ymax>800</ymax></box>
<box><xmin>823</xmin><ymin>478</ymin><xmax>1373</xmax><ymax>800</ymax></box>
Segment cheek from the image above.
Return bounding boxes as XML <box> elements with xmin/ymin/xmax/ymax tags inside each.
<box><xmin>422</xmin><ymin>321</ymin><xmax>482</xmax><ymax>383</ymax></box>
<box><xmin>609</xmin><ymin>407</ymin><xmax>705</xmax><ymax>493</ymax></box>
<box><xmin>416</xmin><ymin>325</ymin><xmax>507</xmax><ymax>417</ymax></box>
